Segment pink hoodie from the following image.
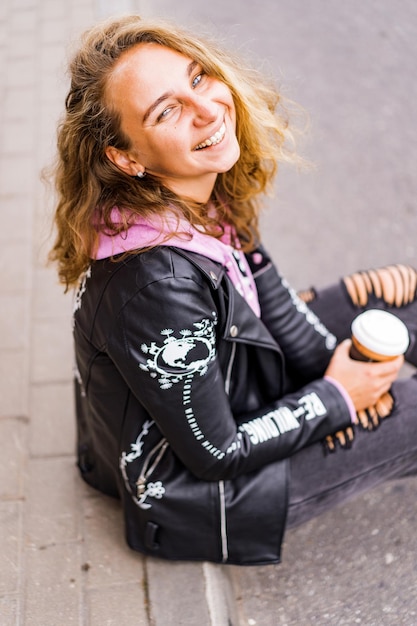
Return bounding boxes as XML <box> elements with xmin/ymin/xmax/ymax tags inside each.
<box><xmin>94</xmin><ymin>209</ymin><xmax>261</xmax><ymax>317</ymax></box>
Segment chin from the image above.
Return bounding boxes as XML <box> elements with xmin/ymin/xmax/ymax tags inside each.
<box><xmin>221</xmin><ymin>150</ymin><xmax>241</xmax><ymax>173</ymax></box>
<box><xmin>217</xmin><ymin>142</ymin><xmax>240</xmax><ymax>172</ymax></box>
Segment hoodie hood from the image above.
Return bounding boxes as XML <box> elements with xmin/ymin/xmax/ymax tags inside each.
<box><xmin>94</xmin><ymin>208</ymin><xmax>260</xmax><ymax>317</ymax></box>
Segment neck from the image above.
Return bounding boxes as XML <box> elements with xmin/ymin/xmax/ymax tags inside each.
<box><xmin>162</xmin><ymin>174</ymin><xmax>217</xmax><ymax>204</ymax></box>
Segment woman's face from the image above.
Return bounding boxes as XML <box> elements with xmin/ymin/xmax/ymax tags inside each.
<box><xmin>105</xmin><ymin>43</ymin><xmax>241</xmax><ymax>202</ymax></box>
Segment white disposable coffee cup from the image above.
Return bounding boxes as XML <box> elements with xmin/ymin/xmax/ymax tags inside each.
<box><xmin>350</xmin><ymin>309</ymin><xmax>410</xmax><ymax>362</ymax></box>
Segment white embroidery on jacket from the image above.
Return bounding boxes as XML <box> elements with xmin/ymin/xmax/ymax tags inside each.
<box><xmin>120</xmin><ymin>419</ymin><xmax>155</xmax><ymax>468</ymax></box>
<box><xmin>73</xmin><ymin>266</ymin><xmax>91</xmax><ymax>318</ymax></box>
<box><xmin>281</xmin><ymin>277</ymin><xmax>337</xmax><ymax>350</ymax></box>
<box><xmin>239</xmin><ymin>392</ymin><xmax>327</xmax><ymax>446</ymax></box>
<box><xmin>299</xmin><ymin>392</ymin><xmax>327</xmax><ymax>420</ymax></box>
<box><xmin>138</xmin><ymin>314</ymin><xmax>229</xmax><ymax>459</ymax></box>
<box><xmin>120</xmin><ymin>420</ymin><xmax>167</xmax><ymax>510</ymax></box>
<box><xmin>139</xmin><ymin>315</ymin><xmax>217</xmax><ymax>389</ymax></box>
<box><xmin>136</xmin><ymin>481</ymin><xmax>165</xmax><ymax>510</ymax></box>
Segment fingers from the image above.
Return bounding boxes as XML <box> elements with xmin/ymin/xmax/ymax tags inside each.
<box><xmin>323</xmin><ymin>390</ymin><xmax>396</xmax><ymax>454</ymax></box>
<box><xmin>375</xmin><ymin>391</ymin><xmax>394</xmax><ymax>417</ymax></box>
<box><xmin>356</xmin><ymin>391</ymin><xmax>395</xmax><ymax>432</ymax></box>
<box><xmin>371</xmin><ymin>357</ymin><xmax>403</xmax><ymax>397</ymax></box>
<box><xmin>360</xmin><ymin>355</ymin><xmax>403</xmax><ymax>388</ymax></box>
<box><xmin>323</xmin><ymin>426</ymin><xmax>355</xmax><ymax>454</ymax></box>
<box><xmin>367</xmin><ymin>405</ymin><xmax>379</xmax><ymax>428</ymax></box>
<box><xmin>324</xmin><ymin>391</ymin><xmax>396</xmax><ymax>455</ymax></box>
<box><xmin>357</xmin><ymin>409</ymin><xmax>369</xmax><ymax>430</ymax></box>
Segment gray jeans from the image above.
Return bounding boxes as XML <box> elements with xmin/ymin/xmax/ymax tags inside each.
<box><xmin>286</xmin><ymin>275</ymin><xmax>417</xmax><ymax>528</ymax></box>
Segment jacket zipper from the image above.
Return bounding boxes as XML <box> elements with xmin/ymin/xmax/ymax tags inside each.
<box><xmin>218</xmin><ymin>480</ymin><xmax>228</xmax><ymax>562</ymax></box>
<box><xmin>136</xmin><ymin>438</ymin><xmax>168</xmax><ymax>499</ymax></box>
<box><xmin>219</xmin><ymin>342</ymin><xmax>236</xmax><ymax>562</ymax></box>
<box><xmin>224</xmin><ymin>342</ymin><xmax>236</xmax><ymax>396</ymax></box>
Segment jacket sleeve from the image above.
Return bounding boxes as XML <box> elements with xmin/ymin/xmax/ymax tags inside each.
<box><xmin>107</xmin><ymin>269</ymin><xmax>353</xmax><ymax>482</ymax></box>
<box><xmin>248</xmin><ymin>246</ymin><xmax>337</xmax><ymax>382</ymax></box>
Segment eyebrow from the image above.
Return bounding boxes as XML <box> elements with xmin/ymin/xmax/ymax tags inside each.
<box><xmin>142</xmin><ymin>60</ymin><xmax>199</xmax><ymax>123</ymax></box>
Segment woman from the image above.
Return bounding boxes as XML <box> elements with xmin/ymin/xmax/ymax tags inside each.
<box><xmin>50</xmin><ymin>15</ymin><xmax>417</xmax><ymax>565</ymax></box>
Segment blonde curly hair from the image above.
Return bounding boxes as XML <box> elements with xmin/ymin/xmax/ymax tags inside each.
<box><xmin>49</xmin><ymin>15</ymin><xmax>299</xmax><ymax>288</ymax></box>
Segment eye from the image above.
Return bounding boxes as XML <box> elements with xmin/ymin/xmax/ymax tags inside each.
<box><xmin>192</xmin><ymin>71</ymin><xmax>206</xmax><ymax>89</ymax></box>
<box><xmin>156</xmin><ymin>106</ymin><xmax>174</xmax><ymax>123</ymax></box>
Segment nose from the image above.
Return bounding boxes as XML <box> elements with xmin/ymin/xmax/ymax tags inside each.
<box><xmin>189</xmin><ymin>94</ymin><xmax>217</xmax><ymax>126</ymax></box>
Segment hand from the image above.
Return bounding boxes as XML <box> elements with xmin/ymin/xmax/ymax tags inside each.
<box><xmin>325</xmin><ymin>339</ymin><xmax>404</xmax><ymax>413</ymax></box>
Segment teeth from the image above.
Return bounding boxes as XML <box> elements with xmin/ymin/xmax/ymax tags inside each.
<box><xmin>195</xmin><ymin>122</ymin><xmax>226</xmax><ymax>150</ymax></box>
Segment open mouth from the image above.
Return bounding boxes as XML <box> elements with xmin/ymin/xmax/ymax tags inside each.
<box><xmin>194</xmin><ymin>122</ymin><xmax>226</xmax><ymax>151</ymax></box>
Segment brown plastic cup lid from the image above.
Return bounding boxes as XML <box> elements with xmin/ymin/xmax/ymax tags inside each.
<box><xmin>351</xmin><ymin>309</ymin><xmax>409</xmax><ymax>357</ymax></box>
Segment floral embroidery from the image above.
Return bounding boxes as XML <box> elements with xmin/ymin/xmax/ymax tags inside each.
<box><xmin>120</xmin><ymin>420</ymin><xmax>168</xmax><ymax>510</ymax></box>
<box><xmin>120</xmin><ymin>419</ymin><xmax>154</xmax><ymax>469</ymax></box>
<box><xmin>137</xmin><ymin>481</ymin><xmax>165</xmax><ymax>510</ymax></box>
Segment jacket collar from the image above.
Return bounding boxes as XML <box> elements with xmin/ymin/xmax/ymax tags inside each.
<box><xmin>172</xmin><ymin>248</ymin><xmax>282</xmax><ymax>353</ymax></box>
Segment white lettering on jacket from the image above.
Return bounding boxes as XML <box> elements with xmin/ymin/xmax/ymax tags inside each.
<box><xmin>238</xmin><ymin>392</ymin><xmax>327</xmax><ymax>446</ymax></box>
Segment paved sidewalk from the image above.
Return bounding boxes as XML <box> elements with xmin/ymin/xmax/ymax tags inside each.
<box><xmin>1</xmin><ymin>0</ymin><xmax>417</xmax><ymax>624</ymax></box>
<box><xmin>0</xmin><ymin>1</ymin><xmax>236</xmax><ymax>623</ymax></box>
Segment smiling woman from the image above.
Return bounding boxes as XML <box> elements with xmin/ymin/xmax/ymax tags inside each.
<box><xmin>51</xmin><ymin>16</ymin><xmax>294</xmax><ymax>288</ymax></box>
<box><xmin>104</xmin><ymin>44</ymin><xmax>241</xmax><ymax>202</ymax></box>
<box><xmin>50</xmin><ymin>14</ymin><xmax>417</xmax><ymax>566</ymax></box>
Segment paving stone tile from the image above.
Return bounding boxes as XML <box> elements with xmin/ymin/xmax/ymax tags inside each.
<box><xmin>69</xmin><ymin>5</ymin><xmax>95</xmax><ymax>37</ymax></box>
<box><xmin>39</xmin><ymin>0</ymin><xmax>68</xmax><ymax>20</ymax></box>
<box><xmin>0</xmin><ymin>595</ymin><xmax>19</xmax><ymax>626</ymax></box>
<box><xmin>87</xmin><ymin>583</ymin><xmax>148</xmax><ymax>626</ymax></box>
<box><xmin>39</xmin><ymin>43</ymin><xmax>67</xmax><ymax>75</ymax></box>
<box><xmin>146</xmin><ymin>558</ymin><xmax>212</xmax><ymax>626</ymax></box>
<box><xmin>82</xmin><ymin>494</ymin><xmax>145</xmax><ymax>588</ymax></box>
<box><xmin>31</xmin><ymin>216</ymin><xmax>56</xmax><ymax>269</ymax></box>
<box><xmin>14</xmin><ymin>0</ymin><xmax>37</xmax><ymax>9</ymax></box>
<box><xmin>25</xmin><ymin>457</ymin><xmax>81</xmax><ymax>548</ymax></box>
<box><xmin>29</xmin><ymin>381</ymin><xmax>75</xmax><ymax>457</ymax></box>
<box><xmin>96</xmin><ymin>0</ymin><xmax>140</xmax><ymax>19</ymax></box>
<box><xmin>24</xmin><ymin>541</ymin><xmax>82</xmax><ymax>626</ymax></box>
<box><xmin>7</xmin><ymin>29</ymin><xmax>37</xmax><ymax>61</ymax></box>
<box><xmin>37</xmin><ymin>140</ymin><xmax>59</xmax><ymax>178</ymax></box>
<box><xmin>5</xmin><ymin>57</ymin><xmax>36</xmax><ymax>87</ymax></box>
<box><xmin>3</xmin><ymin>86</ymin><xmax>36</xmax><ymax>120</ymax></box>
<box><xmin>0</xmin><ymin>194</ymin><xmax>33</xmax><ymax>241</ymax></box>
<box><xmin>0</xmin><ymin>241</ymin><xmax>31</xmax><ymax>293</ymax></box>
<box><xmin>0</xmin><ymin>350</ymin><xmax>29</xmax><ymax>417</ymax></box>
<box><xmin>39</xmin><ymin>100</ymin><xmax>66</xmax><ymax>134</ymax></box>
<box><xmin>0</xmin><ymin>416</ymin><xmax>28</xmax><ymax>500</ymax></box>
<box><xmin>32</xmin><ymin>191</ymin><xmax>60</xmax><ymax>263</ymax></box>
<box><xmin>33</xmin><ymin>245</ymin><xmax>55</xmax><ymax>273</ymax></box>
<box><xmin>0</xmin><ymin>156</ymin><xmax>35</xmax><ymax>195</ymax></box>
<box><xmin>0</xmin><ymin>502</ymin><xmax>23</xmax><ymax>595</ymax></box>
<box><xmin>0</xmin><ymin>294</ymin><xmax>30</xmax><ymax>350</ymax></box>
<box><xmin>40</xmin><ymin>56</ymin><xmax>68</xmax><ymax>90</ymax></box>
<box><xmin>2</xmin><ymin>118</ymin><xmax>35</xmax><ymax>154</ymax></box>
<box><xmin>40</xmin><ymin>18</ymin><xmax>68</xmax><ymax>45</ymax></box>
<box><xmin>46</xmin><ymin>85</ymin><xmax>67</xmax><ymax>110</ymax></box>
<box><xmin>0</xmin><ymin>2</ymin><xmax>7</xmax><ymax>21</ymax></box>
<box><xmin>9</xmin><ymin>8</ymin><xmax>37</xmax><ymax>33</ymax></box>
<box><xmin>30</xmin><ymin>317</ymin><xmax>73</xmax><ymax>383</ymax></box>
<box><xmin>32</xmin><ymin>267</ymin><xmax>72</xmax><ymax>320</ymax></box>
<box><xmin>0</xmin><ymin>46</ymin><xmax>6</xmax><ymax>78</ymax></box>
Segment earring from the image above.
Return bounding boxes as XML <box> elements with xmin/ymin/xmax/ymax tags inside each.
<box><xmin>136</xmin><ymin>170</ymin><xmax>146</xmax><ymax>179</ymax></box>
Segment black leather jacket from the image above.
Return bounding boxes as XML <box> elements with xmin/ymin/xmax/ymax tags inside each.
<box><xmin>74</xmin><ymin>245</ymin><xmax>352</xmax><ymax>565</ymax></box>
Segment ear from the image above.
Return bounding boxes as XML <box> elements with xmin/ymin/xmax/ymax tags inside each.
<box><xmin>105</xmin><ymin>146</ymin><xmax>144</xmax><ymax>177</ymax></box>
